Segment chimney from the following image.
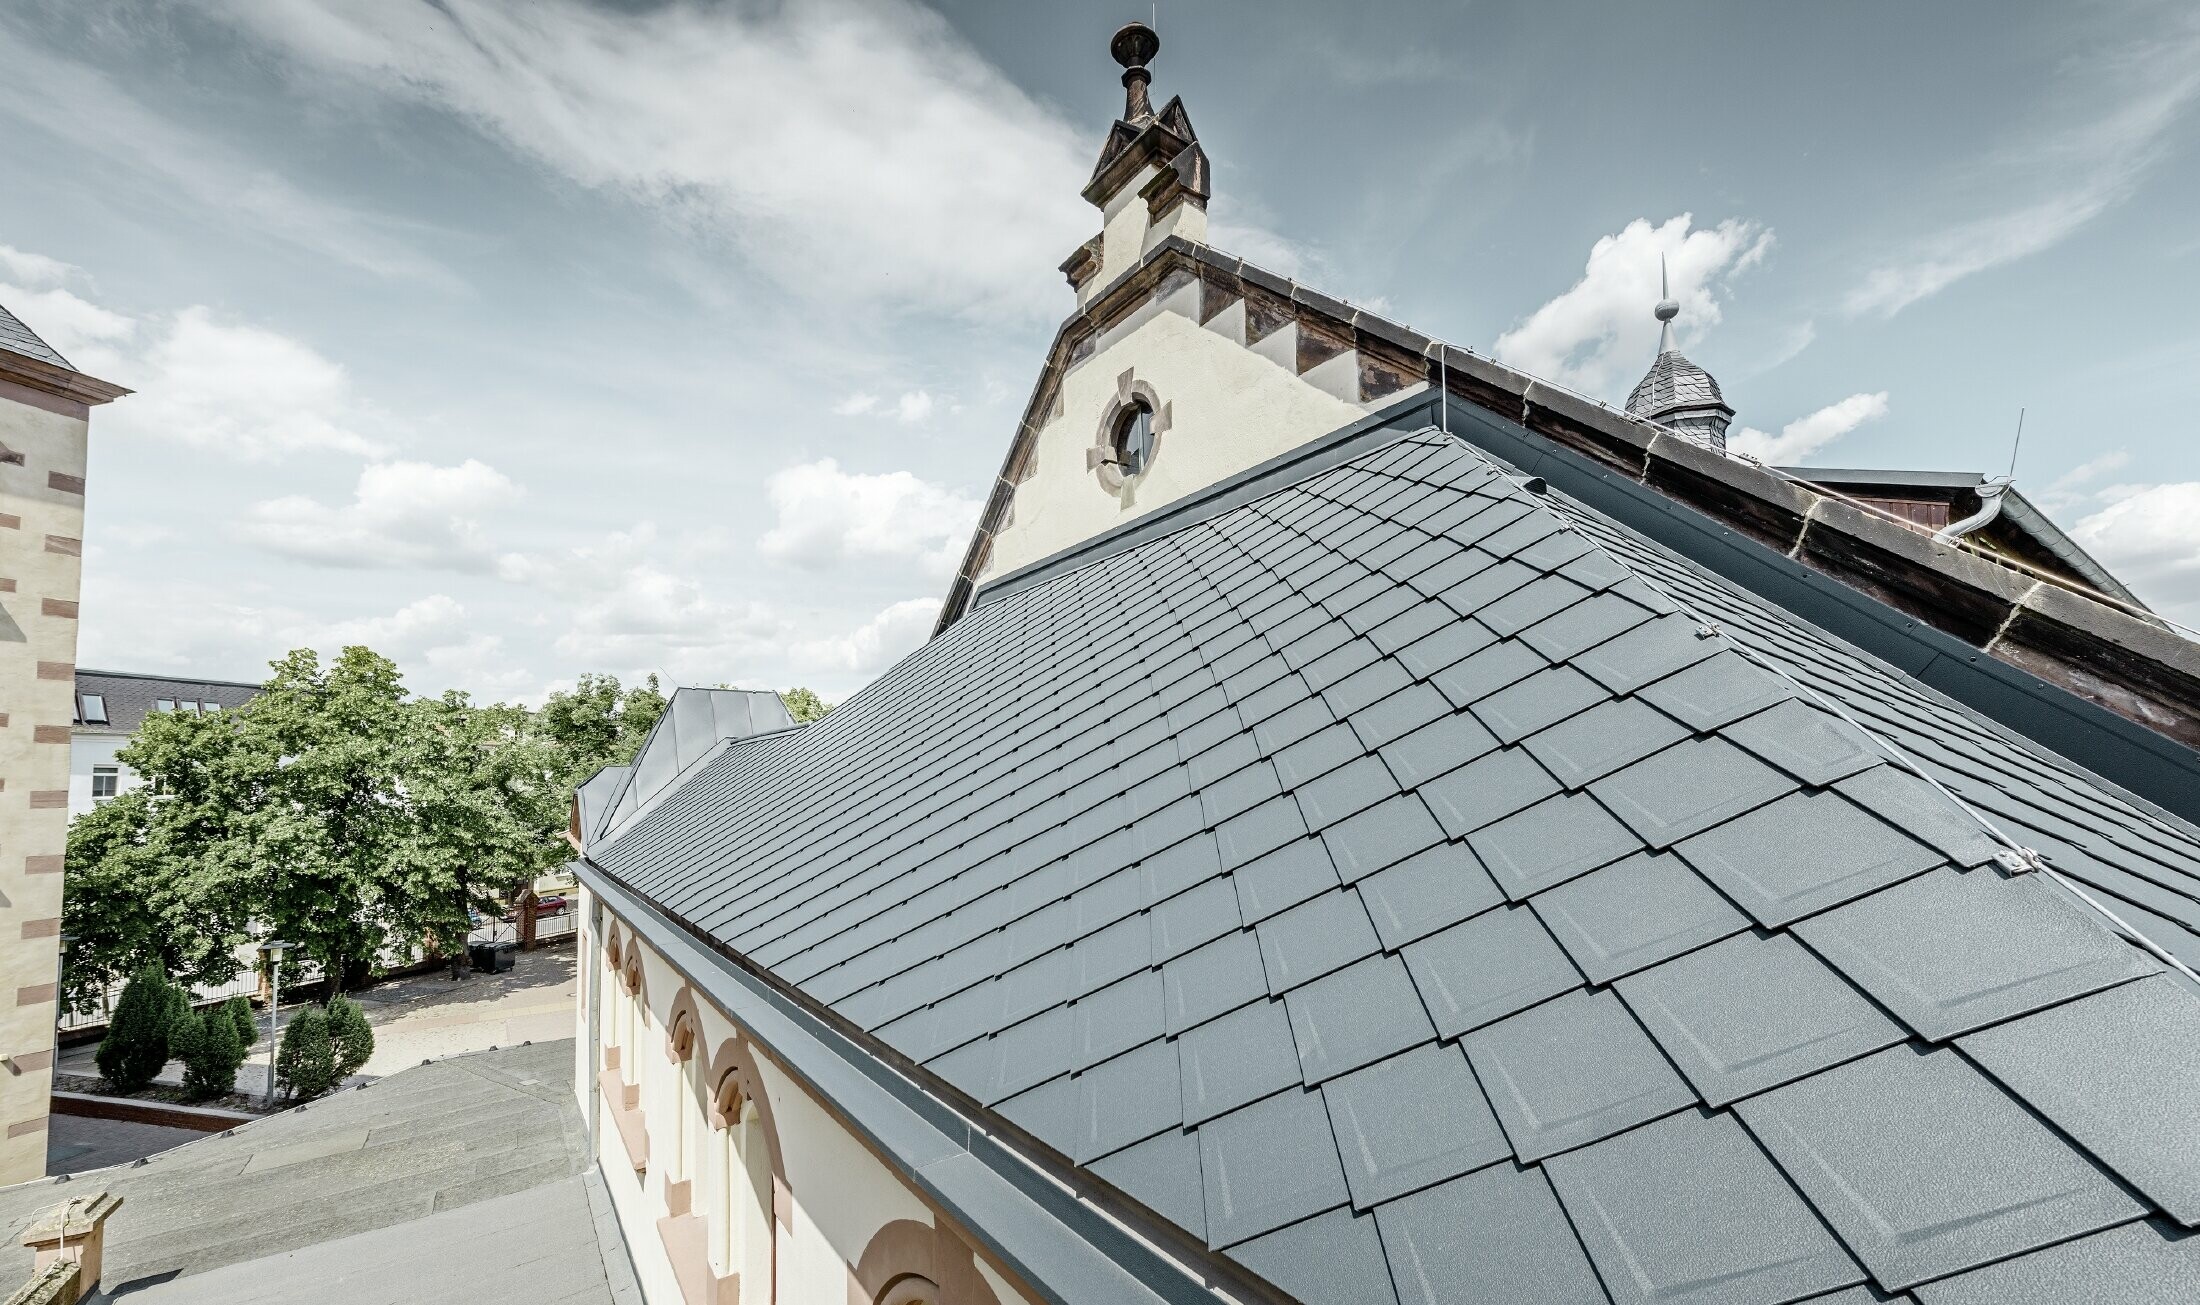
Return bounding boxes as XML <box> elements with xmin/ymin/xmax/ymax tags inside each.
<box><xmin>1064</xmin><ymin>22</ymin><xmax>1210</xmax><ymax>306</ymax></box>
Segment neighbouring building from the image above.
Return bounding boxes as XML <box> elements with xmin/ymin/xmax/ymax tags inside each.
<box><xmin>68</xmin><ymin>669</ymin><xmax>264</xmax><ymax>817</ymax></box>
<box><xmin>0</xmin><ymin>299</ymin><xmax>127</xmax><ymax>1185</ymax></box>
<box><xmin>568</xmin><ymin>27</ymin><xmax>2200</xmax><ymax>1305</ymax></box>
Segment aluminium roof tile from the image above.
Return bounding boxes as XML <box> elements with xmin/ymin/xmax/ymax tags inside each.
<box><xmin>1075</xmin><ymin>1038</ymin><xmax>1184</xmax><ymax>1163</ymax></box>
<box><xmin>1091</xmin><ymin>1127</ymin><xmax>1207</xmax><ymax>1242</ymax></box>
<box><xmin>1736</xmin><ymin>1044</ymin><xmax>2146</xmax><ymax>1288</ymax></box>
<box><xmin>1071</xmin><ymin>971</ymin><xmax>1164</xmax><ymax>1071</ymax></box>
<box><xmin>1270</xmin><ymin>721</ymin><xmax>1366</xmax><ymax>788</ymax></box>
<box><xmin>1178</xmin><ymin>997</ymin><xmax>1305</xmax><ymax>1124</ymax></box>
<box><xmin>1910</xmin><ymin>1219</ymin><xmax>2200</xmax><ymax>1305</ymax></box>
<box><xmin>1377</xmin><ymin>709</ymin><xmax>1501</xmax><ymax>787</ymax></box>
<box><xmin>1570</xmin><ymin>614</ymin><xmax>1723</xmax><ymax>693</ymax></box>
<box><xmin>1320</xmin><ymin>793</ymin><xmax>1448</xmax><ymax>882</ymax></box>
<box><xmin>1403</xmin><ymin>904</ymin><xmax>1581</xmax><ymax>1039</ymax></box>
<box><xmin>1198</xmin><ymin>1087</ymin><xmax>1351</xmax><ymax>1247</ymax></box>
<box><xmin>1429</xmin><ymin>639</ymin><xmax>1550</xmax><ymax>709</ymax></box>
<box><xmin>1162</xmin><ymin>930</ymin><xmax>1268</xmax><ymax>1036</ymax></box>
<box><xmin>1294</xmin><ymin>755</ymin><xmax>1404</xmax><ymax>830</ymax></box>
<box><xmin>1722</xmin><ymin>698</ymin><xmax>1885</xmax><ymax>787</ymax></box>
<box><xmin>1149</xmin><ymin>876</ymin><xmax>1242</xmax><ymax>962</ymax></box>
<box><xmin>1958</xmin><ymin>976</ymin><xmax>2200</xmax><ymax>1224</ymax></box>
<box><xmin>1793</xmin><ymin>866</ymin><xmax>2154</xmax><ymax>1041</ymax></box>
<box><xmin>1520</xmin><ymin>696</ymin><xmax>1692</xmax><ymax>790</ymax></box>
<box><xmin>1284</xmin><ymin>955</ymin><xmax>1437</xmax><ymax>1085</ymax></box>
<box><xmin>1228</xmin><ymin>1206</ymin><xmax>1401</xmax><ymax>1305</ymax></box>
<box><xmin>1471</xmin><ymin>666</ymin><xmax>1610</xmax><ymax>743</ymax></box>
<box><xmin>1421</xmin><ymin>746</ymin><xmax>1561</xmax><ymax>838</ymax></box>
<box><xmin>1469</xmin><ymin>792</ymin><xmax>1645</xmax><ymax>900</ymax></box>
<box><xmin>1545</xmin><ymin>1108</ymin><xmax>1864</xmax><ymax>1305</ymax></box>
<box><xmin>1321</xmin><ymin>1040</ymin><xmax>1509</xmax><ymax>1211</ymax></box>
<box><xmin>1357</xmin><ymin>841</ymin><xmax>1504</xmax><ymax>950</ymax></box>
<box><xmin>1615</xmin><ymin>930</ymin><xmax>1905</xmax><ymax>1106</ymax></box>
<box><xmin>1675</xmin><ymin>790</ymin><xmax>1947</xmax><ymax>926</ymax></box>
<box><xmin>1375</xmin><ymin>1163</ymin><xmax>1610</xmax><ymax>1305</ymax></box>
<box><xmin>1256</xmin><ymin>888</ymin><xmax>1383</xmax><ymax>993</ymax></box>
<box><xmin>1530</xmin><ymin>851</ymin><xmax>1749</xmax><ymax>984</ymax></box>
<box><xmin>1463</xmin><ymin>988</ymin><xmax>1698</xmax><ymax>1162</ymax></box>
<box><xmin>1591</xmin><ymin>736</ymin><xmax>1798</xmax><ymax>847</ymax></box>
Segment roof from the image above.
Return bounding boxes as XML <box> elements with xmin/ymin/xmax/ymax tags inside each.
<box><xmin>593</xmin><ymin>687</ymin><xmax>795</xmax><ymax>841</ymax></box>
<box><xmin>1624</xmin><ymin>348</ymin><xmax>1729</xmax><ymax>421</ymax></box>
<box><xmin>0</xmin><ymin>298</ymin><xmax>71</xmax><ymax>370</ymax></box>
<box><xmin>74</xmin><ymin>668</ymin><xmax>264</xmax><ymax>734</ymax></box>
<box><xmin>1778</xmin><ymin>467</ymin><xmax>2139</xmax><ymax>605</ymax></box>
<box><xmin>0</xmin><ymin>1042</ymin><xmax>637</xmax><ymax>1302</ymax></box>
<box><xmin>934</xmin><ymin>237</ymin><xmax>2200</xmax><ymax>758</ymax></box>
<box><xmin>587</xmin><ymin>420</ymin><xmax>2200</xmax><ymax>1302</ymax></box>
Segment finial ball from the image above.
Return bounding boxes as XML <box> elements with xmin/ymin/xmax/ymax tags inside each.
<box><xmin>1111</xmin><ymin>22</ymin><xmax>1160</xmax><ymax>70</ymax></box>
<box><xmin>1654</xmin><ymin>299</ymin><xmax>1680</xmax><ymax>323</ymax></box>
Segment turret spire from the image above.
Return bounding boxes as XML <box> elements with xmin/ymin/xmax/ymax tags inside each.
<box><xmin>1111</xmin><ymin>22</ymin><xmax>1160</xmax><ymax>123</ymax></box>
<box><xmin>1626</xmin><ymin>251</ymin><xmax>1736</xmax><ymax>450</ymax></box>
<box><xmin>1654</xmin><ymin>253</ymin><xmax>1680</xmax><ymax>356</ymax></box>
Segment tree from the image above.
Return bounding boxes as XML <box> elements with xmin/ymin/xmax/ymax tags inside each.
<box><xmin>222</xmin><ymin>996</ymin><xmax>258</xmax><ymax>1051</ymax></box>
<box><xmin>96</xmin><ymin>966</ymin><xmax>178</xmax><ymax>1094</ymax></box>
<box><xmin>275</xmin><ymin>1006</ymin><xmax>338</xmax><ymax>1100</ymax></box>
<box><xmin>780</xmin><ymin>687</ymin><xmax>833</xmax><ymax>724</ymax></box>
<box><xmin>172</xmin><ymin>1006</ymin><xmax>247</xmax><ymax>1101</ymax></box>
<box><xmin>325</xmin><ymin>995</ymin><xmax>375</xmax><ymax>1079</ymax></box>
<box><xmin>535</xmin><ymin>673</ymin><xmax>666</xmax><ymax>789</ymax></box>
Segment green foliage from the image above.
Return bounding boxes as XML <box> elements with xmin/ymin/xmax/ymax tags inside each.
<box><xmin>275</xmin><ymin>1006</ymin><xmax>339</xmax><ymax>1100</ymax></box>
<box><xmin>96</xmin><ymin>965</ymin><xmax>178</xmax><ymax>1094</ymax></box>
<box><xmin>536</xmin><ymin>673</ymin><xmax>666</xmax><ymax>784</ymax></box>
<box><xmin>324</xmin><ymin>995</ymin><xmax>375</xmax><ymax>1079</ymax></box>
<box><xmin>172</xmin><ymin>1005</ymin><xmax>247</xmax><ymax>1101</ymax></box>
<box><xmin>222</xmin><ymin>996</ymin><xmax>259</xmax><ymax>1052</ymax></box>
<box><xmin>780</xmin><ymin>687</ymin><xmax>833</xmax><ymax>724</ymax></box>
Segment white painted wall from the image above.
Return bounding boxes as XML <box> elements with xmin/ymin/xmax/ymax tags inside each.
<box><xmin>577</xmin><ymin>889</ymin><xmax>1041</xmax><ymax>1305</ymax></box>
<box><xmin>983</xmin><ymin>302</ymin><xmax>1369</xmax><ymax>581</ymax></box>
<box><xmin>67</xmin><ymin>730</ymin><xmax>133</xmax><ymax>818</ymax></box>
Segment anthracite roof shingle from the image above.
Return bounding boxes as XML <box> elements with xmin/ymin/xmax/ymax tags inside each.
<box><xmin>588</xmin><ymin>427</ymin><xmax>2200</xmax><ymax>1302</ymax></box>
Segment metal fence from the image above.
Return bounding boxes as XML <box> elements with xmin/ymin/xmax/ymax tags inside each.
<box><xmin>57</xmin><ymin>959</ymin><xmax>324</xmax><ymax>1033</ymax></box>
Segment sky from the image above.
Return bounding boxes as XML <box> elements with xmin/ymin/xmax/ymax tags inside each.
<box><xmin>3</xmin><ymin>0</ymin><xmax>2197</xmax><ymax>704</ymax></box>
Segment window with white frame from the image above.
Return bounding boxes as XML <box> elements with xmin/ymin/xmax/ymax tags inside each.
<box><xmin>91</xmin><ymin>765</ymin><xmax>119</xmax><ymax>801</ymax></box>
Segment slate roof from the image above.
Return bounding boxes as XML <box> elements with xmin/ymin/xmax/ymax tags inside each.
<box><xmin>1623</xmin><ymin>348</ymin><xmax>1728</xmax><ymax>421</ymax></box>
<box><xmin>0</xmin><ymin>298</ymin><xmax>71</xmax><ymax>370</ymax></box>
<box><xmin>74</xmin><ymin>668</ymin><xmax>263</xmax><ymax>734</ymax></box>
<box><xmin>588</xmin><ymin>427</ymin><xmax>2200</xmax><ymax>1303</ymax></box>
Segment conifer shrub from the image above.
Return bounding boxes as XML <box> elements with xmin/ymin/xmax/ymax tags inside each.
<box><xmin>274</xmin><ymin>1007</ymin><xmax>338</xmax><ymax>1101</ymax></box>
<box><xmin>172</xmin><ymin>1006</ymin><xmax>248</xmax><ymax>1101</ymax></box>
<box><xmin>325</xmin><ymin>995</ymin><xmax>374</xmax><ymax>1080</ymax></box>
<box><xmin>223</xmin><ymin>995</ymin><xmax>259</xmax><ymax>1051</ymax></box>
<box><xmin>96</xmin><ymin>965</ymin><xmax>178</xmax><ymax>1094</ymax></box>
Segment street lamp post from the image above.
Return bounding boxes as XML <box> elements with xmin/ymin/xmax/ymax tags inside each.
<box><xmin>256</xmin><ymin>940</ymin><xmax>294</xmax><ymax>1107</ymax></box>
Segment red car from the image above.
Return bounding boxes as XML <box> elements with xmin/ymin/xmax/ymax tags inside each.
<box><xmin>499</xmin><ymin>895</ymin><xmax>570</xmax><ymax>923</ymax></box>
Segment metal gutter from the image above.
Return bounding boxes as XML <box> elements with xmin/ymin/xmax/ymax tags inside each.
<box><xmin>573</xmin><ymin>858</ymin><xmax>1254</xmax><ymax>1305</ymax></box>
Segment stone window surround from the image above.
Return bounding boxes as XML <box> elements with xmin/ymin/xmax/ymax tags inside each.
<box><xmin>1088</xmin><ymin>369</ymin><xmax>1171</xmax><ymax>493</ymax></box>
<box><xmin>847</xmin><ymin>1218</ymin><xmax>1002</xmax><ymax>1305</ymax></box>
<box><xmin>600</xmin><ymin>925</ymin><xmax>649</xmax><ymax>1173</ymax></box>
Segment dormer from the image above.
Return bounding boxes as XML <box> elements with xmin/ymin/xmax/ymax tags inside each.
<box><xmin>1063</xmin><ymin>23</ymin><xmax>1210</xmax><ymax>306</ymax></box>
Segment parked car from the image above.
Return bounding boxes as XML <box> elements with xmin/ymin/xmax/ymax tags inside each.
<box><xmin>499</xmin><ymin>894</ymin><xmax>570</xmax><ymax>923</ymax></box>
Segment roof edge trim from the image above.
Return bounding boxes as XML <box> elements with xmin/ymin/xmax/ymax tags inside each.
<box><xmin>576</xmin><ymin>859</ymin><xmax>1269</xmax><ymax>1305</ymax></box>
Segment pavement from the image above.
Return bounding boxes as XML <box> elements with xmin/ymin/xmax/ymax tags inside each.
<box><xmin>2</xmin><ymin>1040</ymin><xmax>638</xmax><ymax>1303</ymax></box>
<box><xmin>55</xmin><ymin>946</ymin><xmax>578</xmax><ymax>1112</ymax></box>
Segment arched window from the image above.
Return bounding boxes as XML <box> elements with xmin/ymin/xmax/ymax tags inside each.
<box><xmin>1111</xmin><ymin>398</ymin><xmax>1156</xmax><ymax>477</ymax></box>
<box><xmin>878</xmin><ymin>1276</ymin><xmax>940</xmax><ymax>1305</ymax></box>
<box><xmin>711</xmin><ymin>1077</ymin><xmax>774</xmax><ymax>1294</ymax></box>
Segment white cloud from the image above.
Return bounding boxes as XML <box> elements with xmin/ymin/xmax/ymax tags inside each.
<box><xmin>833</xmin><ymin>393</ymin><xmax>881</xmax><ymax>417</ymax></box>
<box><xmin>0</xmin><ymin>282</ymin><xmax>135</xmax><ymax>365</ymax></box>
<box><xmin>1846</xmin><ymin>23</ymin><xmax>2200</xmax><ymax>317</ymax></box>
<box><xmin>2038</xmin><ymin>450</ymin><xmax>2134</xmax><ymax>512</ymax></box>
<box><xmin>204</xmin><ymin>0</ymin><xmax>1097</xmax><ymax>317</ymax></box>
<box><xmin>895</xmin><ymin>390</ymin><xmax>935</xmax><ymax>424</ymax></box>
<box><xmin>109</xmin><ymin>307</ymin><xmax>389</xmax><ymax>460</ymax></box>
<box><xmin>1728</xmin><ymin>392</ymin><xmax>1891</xmax><ymax>465</ymax></box>
<box><xmin>1494</xmin><ymin>215</ymin><xmax>1773</xmax><ymax>399</ymax></box>
<box><xmin>239</xmin><ymin>459</ymin><xmax>522</xmax><ymax>571</ymax></box>
<box><xmin>757</xmin><ymin>458</ymin><xmax>981</xmax><ymax>578</ymax></box>
<box><xmin>791</xmin><ymin>598</ymin><xmax>936</xmax><ymax>675</ymax></box>
<box><xmin>0</xmin><ymin>243</ymin><xmax>77</xmax><ymax>290</ymax></box>
<box><xmin>2071</xmin><ymin>482</ymin><xmax>2200</xmax><ymax>629</ymax></box>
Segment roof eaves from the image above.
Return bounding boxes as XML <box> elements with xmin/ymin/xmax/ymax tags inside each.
<box><xmin>577</xmin><ymin>859</ymin><xmax>1263</xmax><ymax>1305</ymax></box>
